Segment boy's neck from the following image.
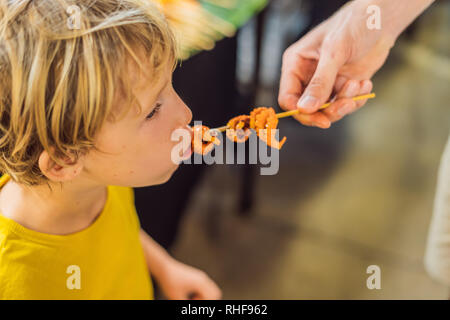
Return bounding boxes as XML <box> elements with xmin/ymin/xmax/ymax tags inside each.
<box><xmin>0</xmin><ymin>178</ymin><xmax>107</xmax><ymax>235</ymax></box>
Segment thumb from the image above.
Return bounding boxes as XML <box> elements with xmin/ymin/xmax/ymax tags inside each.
<box><xmin>297</xmin><ymin>54</ymin><xmax>342</xmax><ymax>113</ymax></box>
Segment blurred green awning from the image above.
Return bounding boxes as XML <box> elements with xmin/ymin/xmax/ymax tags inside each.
<box><xmin>200</xmin><ymin>0</ymin><xmax>267</xmax><ymax>28</ymax></box>
<box><xmin>163</xmin><ymin>0</ymin><xmax>268</xmax><ymax>59</ymax></box>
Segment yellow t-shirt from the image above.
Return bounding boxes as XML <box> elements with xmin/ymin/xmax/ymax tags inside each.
<box><xmin>0</xmin><ymin>175</ymin><xmax>153</xmax><ymax>299</ymax></box>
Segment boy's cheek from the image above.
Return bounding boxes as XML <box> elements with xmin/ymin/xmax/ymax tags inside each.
<box><xmin>85</xmin><ymin>132</ymin><xmax>175</xmax><ymax>182</ymax></box>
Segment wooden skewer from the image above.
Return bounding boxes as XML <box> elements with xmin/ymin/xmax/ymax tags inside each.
<box><xmin>213</xmin><ymin>93</ymin><xmax>376</xmax><ymax>132</ymax></box>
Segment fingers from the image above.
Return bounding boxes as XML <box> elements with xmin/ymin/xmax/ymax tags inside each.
<box><xmin>295</xmin><ymin>79</ymin><xmax>373</xmax><ymax>128</ymax></box>
<box><xmin>323</xmin><ymin>79</ymin><xmax>373</xmax><ymax>122</ymax></box>
<box><xmin>354</xmin><ymin>80</ymin><xmax>373</xmax><ymax>108</ymax></box>
<box><xmin>278</xmin><ymin>37</ymin><xmax>373</xmax><ymax>128</ymax></box>
<box><xmin>322</xmin><ymin>98</ymin><xmax>357</xmax><ymax>123</ymax></box>
<box><xmin>293</xmin><ymin>112</ymin><xmax>331</xmax><ymax>129</ymax></box>
<box><xmin>334</xmin><ymin>75</ymin><xmax>348</xmax><ymax>94</ymax></box>
<box><xmin>278</xmin><ymin>52</ymin><xmax>304</xmax><ymax>111</ymax></box>
<box><xmin>296</xmin><ymin>53</ymin><xmax>343</xmax><ymax>114</ymax></box>
<box><xmin>292</xmin><ymin>75</ymin><xmax>354</xmax><ymax>128</ymax></box>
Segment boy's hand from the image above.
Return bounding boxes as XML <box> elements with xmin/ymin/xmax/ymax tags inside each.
<box><xmin>157</xmin><ymin>259</ymin><xmax>222</xmax><ymax>300</ymax></box>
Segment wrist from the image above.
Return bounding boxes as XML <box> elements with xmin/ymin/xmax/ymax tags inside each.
<box><xmin>360</xmin><ymin>0</ymin><xmax>434</xmax><ymax>39</ymax></box>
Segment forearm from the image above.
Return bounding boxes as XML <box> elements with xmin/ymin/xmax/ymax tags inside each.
<box><xmin>139</xmin><ymin>228</ymin><xmax>173</xmax><ymax>280</ymax></box>
<box><xmin>361</xmin><ymin>0</ymin><xmax>435</xmax><ymax>39</ymax></box>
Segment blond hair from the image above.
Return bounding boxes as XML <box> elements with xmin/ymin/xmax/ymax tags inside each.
<box><xmin>0</xmin><ymin>0</ymin><xmax>176</xmax><ymax>185</ymax></box>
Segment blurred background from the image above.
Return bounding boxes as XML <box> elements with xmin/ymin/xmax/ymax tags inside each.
<box><xmin>136</xmin><ymin>0</ymin><xmax>450</xmax><ymax>299</ymax></box>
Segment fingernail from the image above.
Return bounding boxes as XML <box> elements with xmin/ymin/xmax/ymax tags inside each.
<box><xmin>338</xmin><ymin>103</ymin><xmax>352</xmax><ymax>117</ymax></box>
<box><xmin>297</xmin><ymin>95</ymin><xmax>318</xmax><ymax>112</ymax></box>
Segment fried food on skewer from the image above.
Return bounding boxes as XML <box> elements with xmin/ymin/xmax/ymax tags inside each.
<box><xmin>249</xmin><ymin>107</ymin><xmax>286</xmax><ymax>149</ymax></box>
<box><xmin>192</xmin><ymin>93</ymin><xmax>377</xmax><ymax>155</ymax></box>
<box><xmin>191</xmin><ymin>125</ymin><xmax>221</xmax><ymax>155</ymax></box>
<box><xmin>192</xmin><ymin>107</ymin><xmax>286</xmax><ymax>155</ymax></box>
<box><xmin>226</xmin><ymin>107</ymin><xmax>287</xmax><ymax>150</ymax></box>
<box><xmin>226</xmin><ymin>115</ymin><xmax>252</xmax><ymax>143</ymax></box>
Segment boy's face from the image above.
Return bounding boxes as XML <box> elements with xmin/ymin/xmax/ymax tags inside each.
<box><xmin>81</xmin><ymin>62</ymin><xmax>193</xmax><ymax>188</ymax></box>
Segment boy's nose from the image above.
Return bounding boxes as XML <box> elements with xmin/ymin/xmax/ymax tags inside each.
<box><xmin>184</xmin><ymin>104</ymin><xmax>193</xmax><ymax>125</ymax></box>
<box><xmin>178</xmin><ymin>96</ymin><xmax>192</xmax><ymax>126</ymax></box>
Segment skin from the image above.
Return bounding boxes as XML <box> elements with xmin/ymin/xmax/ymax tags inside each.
<box><xmin>0</xmin><ymin>53</ymin><xmax>221</xmax><ymax>300</ymax></box>
<box><xmin>83</xmin><ymin>67</ymin><xmax>191</xmax><ymax>188</ymax></box>
<box><xmin>279</xmin><ymin>0</ymin><xmax>435</xmax><ymax>128</ymax></box>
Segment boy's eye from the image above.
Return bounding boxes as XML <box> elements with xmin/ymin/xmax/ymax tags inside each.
<box><xmin>146</xmin><ymin>103</ymin><xmax>162</xmax><ymax>120</ymax></box>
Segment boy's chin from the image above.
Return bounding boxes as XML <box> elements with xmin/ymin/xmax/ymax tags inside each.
<box><xmin>133</xmin><ymin>164</ymin><xmax>179</xmax><ymax>187</ymax></box>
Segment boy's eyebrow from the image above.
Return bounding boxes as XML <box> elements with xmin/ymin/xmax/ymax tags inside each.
<box><xmin>156</xmin><ymin>77</ymin><xmax>170</xmax><ymax>98</ymax></box>
<box><xmin>143</xmin><ymin>76</ymin><xmax>170</xmax><ymax>112</ymax></box>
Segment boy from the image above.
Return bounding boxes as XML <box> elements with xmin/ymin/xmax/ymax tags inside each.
<box><xmin>0</xmin><ymin>0</ymin><xmax>221</xmax><ymax>299</ymax></box>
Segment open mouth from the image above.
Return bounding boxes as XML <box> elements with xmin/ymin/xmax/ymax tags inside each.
<box><xmin>179</xmin><ymin>125</ymin><xmax>193</xmax><ymax>161</ymax></box>
<box><xmin>181</xmin><ymin>145</ymin><xmax>192</xmax><ymax>160</ymax></box>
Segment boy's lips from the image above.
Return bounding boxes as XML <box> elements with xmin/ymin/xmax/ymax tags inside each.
<box><xmin>181</xmin><ymin>146</ymin><xmax>192</xmax><ymax>159</ymax></box>
<box><xmin>179</xmin><ymin>125</ymin><xmax>193</xmax><ymax>160</ymax></box>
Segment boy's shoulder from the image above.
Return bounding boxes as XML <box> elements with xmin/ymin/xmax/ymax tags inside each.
<box><xmin>0</xmin><ymin>215</ymin><xmax>62</xmax><ymax>299</ymax></box>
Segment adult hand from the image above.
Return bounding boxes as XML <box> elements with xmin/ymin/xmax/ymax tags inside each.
<box><xmin>278</xmin><ymin>0</ymin><xmax>396</xmax><ymax>128</ymax></box>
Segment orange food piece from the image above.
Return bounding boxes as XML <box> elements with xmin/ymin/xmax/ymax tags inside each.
<box><xmin>250</xmin><ymin>107</ymin><xmax>287</xmax><ymax>149</ymax></box>
<box><xmin>249</xmin><ymin>107</ymin><xmax>277</xmax><ymax>130</ymax></box>
<box><xmin>226</xmin><ymin>115</ymin><xmax>252</xmax><ymax>143</ymax></box>
<box><xmin>257</xmin><ymin>128</ymin><xmax>287</xmax><ymax>150</ymax></box>
<box><xmin>192</xmin><ymin>125</ymin><xmax>220</xmax><ymax>155</ymax></box>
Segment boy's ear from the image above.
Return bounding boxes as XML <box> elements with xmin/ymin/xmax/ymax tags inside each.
<box><xmin>38</xmin><ymin>150</ymin><xmax>84</xmax><ymax>182</ymax></box>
